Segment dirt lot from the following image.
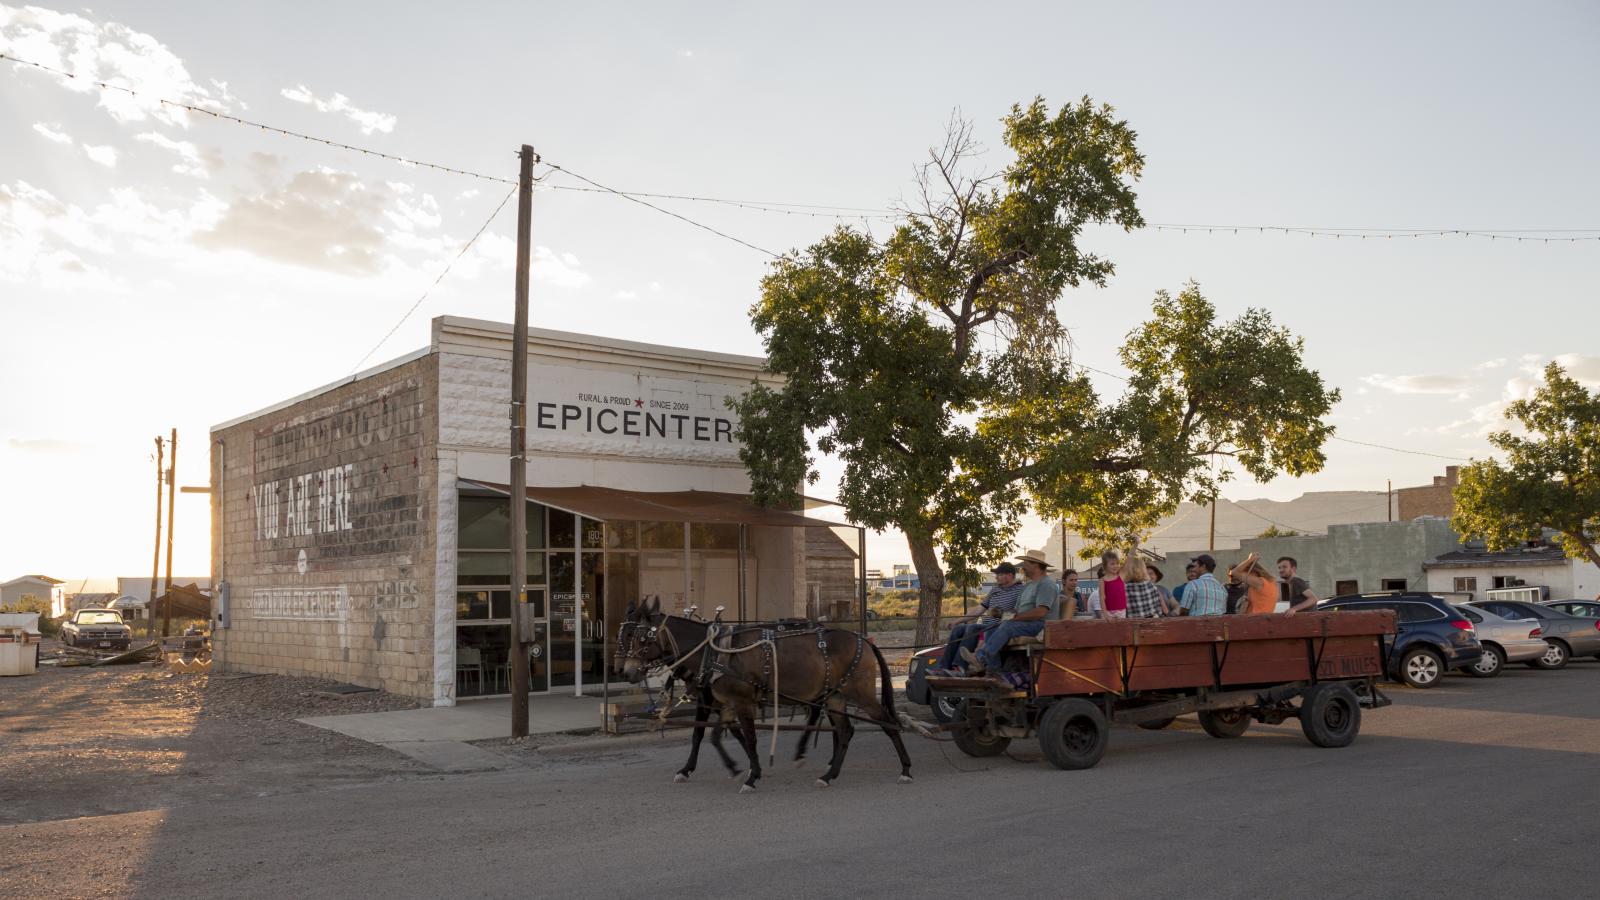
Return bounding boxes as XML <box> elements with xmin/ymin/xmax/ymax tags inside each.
<box><xmin>0</xmin><ymin>659</ymin><xmax>432</xmax><ymax>826</ymax></box>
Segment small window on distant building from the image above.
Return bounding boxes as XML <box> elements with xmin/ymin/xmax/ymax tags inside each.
<box><xmin>1335</xmin><ymin>579</ymin><xmax>1359</xmax><ymax>596</ymax></box>
<box><xmin>1453</xmin><ymin>576</ymin><xmax>1477</xmax><ymax>593</ymax></box>
<box><xmin>1381</xmin><ymin>578</ymin><xmax>1407</xmax><ymax>591</ymax></box>
<box><xmin>1492</xmin><ymin>575</ymin><xmax>1516</xmax><ymax>589</ymax></box>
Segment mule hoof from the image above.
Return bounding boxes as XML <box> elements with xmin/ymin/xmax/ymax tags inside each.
<box><xmin>814</xmin><ymin>778</ymin><xmax>831</xmax><ymax>789</ymax></box>
<box><xmin>672</xmin><ymin>773</ymin><xmax>689</xmax><ymax>783</ymax></box>
<box><xmin>738</xmin><ymin>784</ymin><xmax>757</xmax><ymax>794</ymax></box>
<box><xmin>898</xmin><ymin>774</ymin><xmax>914</xmax><ymax>784</ymax></box>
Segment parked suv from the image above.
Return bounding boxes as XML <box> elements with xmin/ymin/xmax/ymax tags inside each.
<box><xmin>60</xmin><ymin>608</ymin><xmax>133</xmax><ymax>651</ymax></box>
<box><xmin>1319</xmin><ymin>593</ymin><xmax>1481</xmax><ymax>688</ymax></box>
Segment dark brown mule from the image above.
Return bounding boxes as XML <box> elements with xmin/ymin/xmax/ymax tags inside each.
<box><xmin>614</xmin><ymin>600</ymin><xmax>826</xmax><ymax>782</ymax></box>
<box><xmin>702</xmin><ymin>617</ymin><xmax>913</xmax><ymax>793</ymax></box>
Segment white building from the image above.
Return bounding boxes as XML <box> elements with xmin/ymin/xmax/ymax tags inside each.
<box><xmin>1423</xmin><ymin>544</ymin><xmax>1600</xmax><ymax>602</ymax></box>
<box><xmin>209</xmin><ymin>317</ymin><xmax>860</xmax><ymax>706</ymax></box>
<box><xmin>1</xmin><ymin>575</ymin><xmax>65</xmax><ymax>617</ymax></box>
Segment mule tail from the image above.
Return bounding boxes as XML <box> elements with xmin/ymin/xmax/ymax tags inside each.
<box><xmin>866</xmin><ymin>636</ymin><xmax>898</xmax><ymax>722</ymax></box>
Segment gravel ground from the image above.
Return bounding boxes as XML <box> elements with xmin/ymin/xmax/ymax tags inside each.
<box><xmin>0</xmin><ymin>660</ymin><xmax>432</xmax><ymax>826</ymax></box>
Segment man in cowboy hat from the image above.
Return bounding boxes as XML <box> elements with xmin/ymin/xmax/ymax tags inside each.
<box><xmin>931</xmin><ymin>561</ymin><xmax>1024</xmax><ymax>674</ymax></box>
<box><xmin>962</xmin><ymin>549</ymin><xmax>1060</xmax><ymax>675</ymax></box>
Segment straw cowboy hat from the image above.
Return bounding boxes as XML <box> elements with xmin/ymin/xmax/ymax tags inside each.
<box><xmin>1014</xmin><ymin>548</ymin><xmax>1054</xmax><ymax>570</ymax></box>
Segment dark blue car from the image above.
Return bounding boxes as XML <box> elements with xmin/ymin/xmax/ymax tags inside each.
<box><xmin>1319</xmin><ymin>593</ymin><xmax>1481</xmax><ymax>688</ymax></box>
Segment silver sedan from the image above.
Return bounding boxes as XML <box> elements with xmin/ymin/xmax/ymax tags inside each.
<box><xmin>1468</xmin><ymin>600</ymin><xmax>1600</xmax><ymax>669</ymax></box>
<box><xmin>1451</xmin><ymin>603</ymin><xmax>1549</xmax><ymax>676</ymax></box>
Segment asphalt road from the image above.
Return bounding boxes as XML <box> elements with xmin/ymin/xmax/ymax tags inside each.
<box><xmin>5</xmin><ymin>661</ymin><xmax>1599</xmax><ymax>899</ymax></box>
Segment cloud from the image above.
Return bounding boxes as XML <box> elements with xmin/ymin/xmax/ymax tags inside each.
<box><xmin>677</xmin><ymin>49</ymin><xmax>695</xmax><ymax>58</ymax></box>
<box><xmin>135</xmin><ymin>131</ymin><xmax>219</xmax><ymax>178</ymax></box>
<box><xmin>615</xmin><ymin>289</ymin><xmax>638</xmax><ymax>300</ymax></box>
<box><xmin>1360</xmin><ymin>373</ymin><xmax>1473</xmax><ymax>397</ymax></box>
<box><xmin>1550</xmin><ymin>353</ymin><xmax>1600</xmax><ymax>387</ymax></box>
<box><xmin>280</xmin><ymin>84</ymin><xmax>396</xmax><ymax>134</ymax></box>
<box><xmin>82</xmin><ymin>143</ymin><xmax>118</xmax><ymax>167</ymax></box>
<box><xmin>32</xmin><ymin>122</ymin><xmax>72</xmax><ymax>144</ymax></box>
<box><xmin>6</xmin><ymin>437</ymin><xmax>88</xmax><ymax>454</ymax></box>
<box><xmin>0</xmin><ymin>5</ymin><xmax>236</xmax><ymax>125</ymax></box>
<box><xmin>531</xmin><ymin>246</ymin><xmax>590</xmax><ymax>288</ymax></box>
<box><xmin>196</xmin><ymin>168</ymin><xmax>389</xmax><ymax>274</ymax></box>
<box><xmin>1474</xmin><ymin>357</ymin><xmax>1506</xmax><ymax>371</ymax></box>
<box><xmin>649</xmin><ymin>281</ymin><xmax>663</xmax><ymax>292</ymax></box>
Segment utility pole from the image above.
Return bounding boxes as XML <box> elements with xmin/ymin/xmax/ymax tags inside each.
<box><xmin>509</xmin><ymin>144</ymin><xmax>537</xmax><ymax>738</ymax></box>
<box><xmin>1208</xmin><ymin>496</ymin><xmax>1217</xmax><ymax>552</ymax></box>
<box><xmin>148</xmin><ymin>437</ymin><xmax>164</xmax><ymax>639</ymax></box>
<box><xmin>1059</xmin><ymin>518</ymin><xmax>1068</xmax><ymax>574</ymax></box>
<box><xmin>1387</xmin><ymin>479</ymin><xmax>1393</xmax><ymax>522</ymax></box>
<box><xmin>163</xmin><ymin>428</ymin><xmax>177</xmax><ymax>638</ymax></box>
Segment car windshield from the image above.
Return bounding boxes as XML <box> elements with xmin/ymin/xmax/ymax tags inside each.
<box><xmin>76</xmin><ymin>612</ymin><xmax>123</xmax><ymax>625</ymax></box>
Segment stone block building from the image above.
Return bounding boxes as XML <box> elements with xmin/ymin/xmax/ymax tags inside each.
<box><xmin>1397</xmin><ymin>466</ymin><xmax>1460</xmax><ymax>521</ymax></box>
<box><xmin>209</xmin><ymin>317</ymin><xmax>860</xmax><ymax>706</ymax></box>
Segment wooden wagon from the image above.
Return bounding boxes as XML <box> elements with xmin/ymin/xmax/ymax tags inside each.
<box><xmin>924</xmin><ymin>610</ymin><xmax>1397</xmax><ymax>769</ymax></box>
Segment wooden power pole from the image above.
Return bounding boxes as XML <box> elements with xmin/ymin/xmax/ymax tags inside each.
<box><xmin>1387</xmin><ymin>479</ymin><xmax>1393</xmax><ymax>522</ymax></box>
<box><xmin>1208</xmin><ymin>496</ymin><xmax>1217</xmax><ymax>552</ymax></box>
<box><xmin>162</xmin><ymin>428</ymin><xmax>177</xmax><ymax>638</ymax></box>
<box><xmin>509</xmin><ymin>144</ymin><xmax>537</xmax><ymax>738</ymax></box>
<box><xmin>148</xmin><ymin>437</ymin><xmax>165</xmax><ymax>638</ymax></box>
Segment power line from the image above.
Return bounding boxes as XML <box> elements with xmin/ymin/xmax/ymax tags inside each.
<box><xmin>1329</xmin><ymin>436</ymin><xmax>1471</xmax><ymax>461</ymax></box>
<box><xmin>1149</xmin><ymin>224</ymin><xmax>1600</xmax><ymax>242</ymax></box>
<box><xmin>537</xmin><ymin>178</ymin><xmax>898</xmax><ymax>218</ymax></box>
<box><xmin>349</xmin><ymin>183</ymin><xmax>518</xmax><ymax>373</ymax></box>
<box><xmin>3</xmin><ymin>52</ymin><xmax>516</xmax><ymax>185</ymax></box>
<box><xmin>543</xmin><ymin>162</ymin><xmax>783</xmax><ymax>258</ymax></box>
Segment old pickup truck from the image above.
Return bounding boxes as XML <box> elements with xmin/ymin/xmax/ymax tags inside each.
<box><xmin>61</xmin><ymin>608</ymin><xmax>134</xmax><ymax>651</ymax></box>
<box><xmin>925</xmin><ymin>610</ymin><xmax>1397</xmax><ymax>769</ymax></box>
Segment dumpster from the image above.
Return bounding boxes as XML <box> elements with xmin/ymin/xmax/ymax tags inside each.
<box><xmin>0</xmin><ymin>612</ymin><xmax>43</xmax><ymax>676</ymax></box>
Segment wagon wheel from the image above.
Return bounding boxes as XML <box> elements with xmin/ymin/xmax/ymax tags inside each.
<box><xmin>1197</xmin><ymin>707</ymin><xmax>1251</xmax><ymax>738</ymax></box>
<box><xmin>950</xmin><ymin>702</ymin><xmax>1010</xmax><ymax>758</ymax></box>
<box><xmin>1299</xmin><ymin>682</ymin><xmax>1361</xmax><ymax>748</ymax></box>
<box><xmin>1038</xmin><ymin>699</ymin><xmax>1110</xmax><ymax>770</ymax></box>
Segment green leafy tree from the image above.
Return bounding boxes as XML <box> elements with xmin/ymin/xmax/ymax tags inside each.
<box><xmin>1</xmin><ymin>593</ymin><xmax>58</xmax><ymax>636</ymax></box>
<box><xmin>1453</xmin><ymin>363</ymin><xmax>1600</xmax><ymax>566</ymax></box>
<box><xmin>734</xmin><ymin>99</ymin><xmax>1339</xmax><ymax>643</ymax></box>
<box><xmin>1256</xmin><ymin>525</ymin><xmax>1302</xmax><ymax>538</ymax></box>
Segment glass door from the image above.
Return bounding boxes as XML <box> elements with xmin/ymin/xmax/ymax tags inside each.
<box><xmin>524</xmin><ymin>586</ymin><xmax>550</xmax><ymax>693</ymax></box>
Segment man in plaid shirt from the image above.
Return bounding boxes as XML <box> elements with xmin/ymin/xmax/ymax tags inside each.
<box><xmin>1179</xmin><ymin>554</ymin><xmax>1227</xmax><ymax>616</ymax></box>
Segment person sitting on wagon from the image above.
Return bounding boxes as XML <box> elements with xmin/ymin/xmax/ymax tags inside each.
<box><xmin>961</xmin><ymin>549</ymin><xmax>1059</xmax><ymax>675</ymax></box>
<box><xmin>931</xmin><ymin>561</ymin><xmax>1023</xmax><ymax>674</ymax></box>
<box><xmin>1124</xmin><ymin>555</ymin><xmax>1167</xmax><ymax>618</ymax></box>
<box><xmin>1229</xmin><ymin>553</ymin><xmax>1280</xmax><ymax>614</ymax></box>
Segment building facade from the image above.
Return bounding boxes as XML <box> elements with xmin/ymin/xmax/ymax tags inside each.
<box><xmin>1</xmin><ymin>575</ymin><xmax>65</xmax><ymax>617</ymax></box>
<box><xmin>1423</xmin><ymin>544</ymin><xmax>1600</xmax><ymax>601</ymax></box>
<box><xmin>210</xmin><ymin>317</ymin><xmax>854</xmax><ymax>706</ymax></box>
<box><xmin>1396</xmin><ymin>466</ymin><xmax>1460</xmax><ymax>521</ymax></box>
<box><xmin>1162</xmin><ymin>518</ymin><xmax>1464</xmax><ymax>599</ymax></box>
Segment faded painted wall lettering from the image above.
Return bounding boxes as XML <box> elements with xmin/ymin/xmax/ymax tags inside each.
<box><xmin>246</xmin><ymin>586</ymin><xmax>349</xmax><ymax>621</ymax></box>
<box><xmin>253</xmin><ymin>464</ymin><xmax>354</xmax><ymax>540</ymax></box>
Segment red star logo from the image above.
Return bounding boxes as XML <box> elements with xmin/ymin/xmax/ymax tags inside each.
<box><xmin>635</xmin><ymin>398</ymin><xmax>644</xmax><ymax>407</ymax></box>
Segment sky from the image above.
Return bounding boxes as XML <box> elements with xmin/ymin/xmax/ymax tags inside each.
<box><xmin>3</xmin><ymin>1</ymin><xmax>1598</xmax><ymax>583</ymax></box>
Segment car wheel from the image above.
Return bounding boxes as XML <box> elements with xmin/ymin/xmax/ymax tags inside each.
<box><xmin>1197</xmin><ymin>708</ymin><xmax>1251</xmax><ymax>738</ymax></box>
<box><xmin>1038</xmin><ymin>699</ymin><xmax>1110</xmax><ymax>770</ymax></box>
<box><xmin>1463</xmin><ymin>644</ymin><xmax>1504</xmax><ymax>678</ymax></box>
<box><xmin>1299</xmin><ymin>682</ymin><xmax>1362</xmax><ymax>748</ymax></box>
<box><xmin>1137</xmin><ymin>716</ymin><xmax>1177</xmax><ymax>730</ymax></box>
<box><xmin>929</xmin><ymin>693</ymin><xmax>959</xmax><ymax>724</ymax></box>
<box><xmin>1527</xmin><ymin>640</ymin><xmax>1569</xmax><ymax>670</ymax></box>
<box><xmin>1398</xmin><ymin>647</ymin><xmax>1444</xmax><ymax>688</ymax></box>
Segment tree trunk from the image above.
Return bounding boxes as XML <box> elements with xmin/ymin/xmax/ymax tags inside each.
<box><xmin>906</xmin><ymin>529</ymin><xmax>947</xmax><ymax>646</ymax></box>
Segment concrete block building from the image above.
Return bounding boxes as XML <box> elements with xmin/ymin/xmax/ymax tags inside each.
<box><xmin>209</xmin><ymin>317</ymin><xmax>859</xmax><ymax>706</ymax></box>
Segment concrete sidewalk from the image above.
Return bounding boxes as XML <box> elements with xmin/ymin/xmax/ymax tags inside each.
<box><xmin>298</xmin><ymin>692</ymin><xmax>620</xmax><ymax>771</ymax></box>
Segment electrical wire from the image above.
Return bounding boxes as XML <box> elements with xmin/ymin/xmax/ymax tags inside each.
<box><xmin>349</xmin><ymin>183</ymin><xmax>518</xmax><ymax>373</ymax></box>
<box><xmin>1149</xmin><ymin>224</ymin><xmax>1600</xmax><ymax>242</ymax></box>
<box><xmin>542</xmin><ymin>162</ymin><xmax>784</xmax><ymax>258</ymax></box>
<box><xmin>1329</xmin><ymin>436</ymin><xmax>1471</xmax><ymax>461</ymax></box>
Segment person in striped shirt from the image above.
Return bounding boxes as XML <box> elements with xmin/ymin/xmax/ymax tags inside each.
<box><xmin>932</xmin><ymin>562</ymin><xmax>1023</xmax><ymax>673</ymax></box>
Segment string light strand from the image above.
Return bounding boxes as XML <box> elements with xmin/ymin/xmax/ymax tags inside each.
<box><xmin>543</xmin><ymin>162</ymin><xmax>784</xmax><ymax>258</ymax></box>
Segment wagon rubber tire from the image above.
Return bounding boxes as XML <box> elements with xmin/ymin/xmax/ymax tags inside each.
<box><xmin>951</xmin><ymin>703</ymin><xmax>1010</xmax><ymax>758</ymax></box>
<box><xmin>1527</xmin><ymin>640</ymin><xmax>1569</xmax><ymax>670</ymax></box>
<box><xmin>1038</xmin><ymin>699</ymin><xmax>1110</xmax><ymax>770</ymax></box>
<box><xmin>1463</xmin><ymin>644</ymin><xmax>1504</xmax><ymax>678</ymax></box>
<box><xmin>929</xmin><ymin>693</ymin><xmax>959</xmax><ymax>725</ymax></box>
<box><xmin>1397</xmin><ymin>647</ymin><xmax>1444</xmax><ymax>688</ymax></box>
<box><xmin>1197</xmin><ymin>708</ymin><xmax>1251</xmax><ymax>738</ymax></box>
<box><xmin>1137</xmin><ymin>717</ymin><xmax>1177</xmax><ymax>730</ymax></box>
<box><xmin>1299</xmin><ymin>682</ymin><xmax>1362</xmax><ymax>748</ymax></box>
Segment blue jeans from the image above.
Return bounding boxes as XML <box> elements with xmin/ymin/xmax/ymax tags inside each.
<box><xmin>976</xmin><ymin>619</ymin><xmax>1044</xmax><ymax>669</ymax></box>
<box><xmin>937</xmin><ymin>621</ymin><xmax>997</xmax><ymax>670</ymax></box>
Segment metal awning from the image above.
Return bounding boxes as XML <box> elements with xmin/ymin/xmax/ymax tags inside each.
<box><xmin>457</xmin><ymin>479</ymin><xmax>846</xmax><ymax>529</ymax></box>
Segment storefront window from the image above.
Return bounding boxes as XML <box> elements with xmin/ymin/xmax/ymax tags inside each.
<box><xmin>455</xmin><ymin>624</ymin><xmax>512</xmax><ymax>698</ymax></box>
<box><xmin>457</xmin><ymin>590</ymin><xmax>491</xmax><ymax>620</ymax></box>
<box><xmin>550</xmin><ymin>510</ymin><xmax>576</xmax><ymax>550</ymax></box>
<box><xmin>459</xmin><ymin>551</ymin><xmax>510</xmax><ymax>585</ymax></box>
<box><xmin>605</xmin><ymin>521</ymin><xmax>639</xmax><ymax>550</ymax></box>
<box><xmin>691</xmin><ymin>523</ymin><xmax>740</xmax><ymax>550</ymax></box>
<box><xmin>640</xmin><ymin>521</ymin><xmax>685</xmax><ymax>550</ymax></box>
<box><xmin>459</xmin><ymin>497</ymin><xmax>510</xmax><ymax>549</ymax></box>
